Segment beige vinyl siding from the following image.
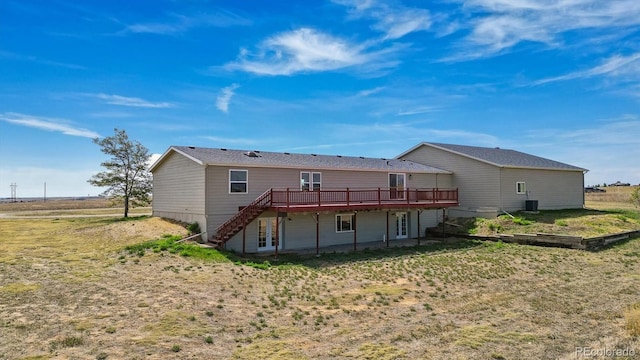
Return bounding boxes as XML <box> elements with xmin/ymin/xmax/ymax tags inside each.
<box><xmin>205</xmin><ymin>165</ymin><xmax>444</xmax><ymax>236</ymax></box>
<box><xmin>500</xmin><ymin>168</ymin><xmax>584</xmax><ymax>211</ymax></box>
<box><xmin>152</xmin><ymin>152</ymin><xmax>206</xmax><ymax>228</ymax></box>
<box><xmin>401</xmin><ymin>146</ymin><xmax>500</xmax><ymax>209</ymax></box>
<box><xmin>222</xmin><ymin>209</ymin><xmax>443</xmax><ymax>252</ymax></box>
<box><xmin>408</xmin><ymin>173</ymin><xmax>453</xmax><ymax>188</ymax></box>
<box><xmin>224</xmin><ymin>210</ymin><xmax>278</xmax><ymax>253</ymax></box>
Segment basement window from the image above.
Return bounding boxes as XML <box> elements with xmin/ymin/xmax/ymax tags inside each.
<box><xmin>336</xmin><ymin>214</ymin><xmax>354</xmax><ymax>233</ymax></box>
<box><xmin>516</xmin><ymin>181</ymin><xmax>526</xmax><ymax>195</ymax></box>
<box><xmin>229</xmin><ymin>169</ymin><xmax>248</xmax><ymax>193</ymax></box>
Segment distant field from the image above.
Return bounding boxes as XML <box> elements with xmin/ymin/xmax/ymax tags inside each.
<box><xmin>586</xmin><ymin>185</ymin><xmax>639</xmax><ymax>210</ymax></box>
<box><xmin>0</xmin><ymin>197</ymin><xmax>115</xmax><ymax>211</ymax></box>
<box><xmin>0</xmin><ymin>190</ymin><xmax>639</xmax><ymax>359</ymax></box>
<box><xmin>0</xmin><ymin>198</ymin><xmax>150</xmax><ymax>217</ymax></box>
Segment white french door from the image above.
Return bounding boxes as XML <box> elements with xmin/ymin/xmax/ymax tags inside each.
<box><xmin>258</xmin><ymin>218</ymin><xmax>280</xmax><ymax>251</ymax></box>
<box><xmin>396</xmin><ymin>212</ymin><xmax>408</xmax><ymax>239</ymax></box>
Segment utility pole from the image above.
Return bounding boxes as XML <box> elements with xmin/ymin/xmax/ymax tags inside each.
<box><xmin>44</xmin><ymin>182</ymin><xmax>47</xmax><ymax>202</ymax></box>
<box><xmin>10</xmin><ymin>183</ymin><xmax>17</xmax><ymax>202</ymax></box>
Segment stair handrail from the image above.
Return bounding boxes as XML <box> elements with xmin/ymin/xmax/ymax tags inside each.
<box><xmin>214</xmin><ymin>189</ymin><xmax>273</xmax><ymax>240</ymax></box>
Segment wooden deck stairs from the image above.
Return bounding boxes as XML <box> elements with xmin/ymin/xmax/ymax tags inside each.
<box><xmin>208</xmin><ymin>190</ymin><xmax>272</xmax><ymax>248</ymax></box>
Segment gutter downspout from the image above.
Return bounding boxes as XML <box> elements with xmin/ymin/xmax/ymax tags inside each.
<box><xmin>582</xmin><ymin>170</ymin><xmax>588</xmax><ymax>208</ymax></box>
<box><xmin>498</xmin><ymin>166</ymin><xmax>515</xmax><ymax>218</ymax></box>
<box><xmin>203</xmin><ymin>164</ymin><xmax>209</xmax><ymax>242</ymax></box>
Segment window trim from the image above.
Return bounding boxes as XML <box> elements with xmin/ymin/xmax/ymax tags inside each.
<box><xmin>336</xmin><ymin>213</ymin><xmax>354</xmax><ymax>233</ymax></box>
<box><xmin>389</xmin><ymin>173</ymin><xmax>406</xmax><ymax>199</ymax></box>
<box><xmin>516</xmin><ymin>181</ymin><xmax>526</xmax><ymax>195</ymax></box>
<box><xmin>300</xmin><ymin>171</ymin><xmax>321</xmax><ymax>191</ymax></box>
<box><xmin>229</xmin><ymin>169</ymin><xmax>248</xmax><ymax>194</ymax></box>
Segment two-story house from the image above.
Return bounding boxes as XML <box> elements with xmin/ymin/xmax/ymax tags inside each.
<box><xmin>151</xmin><ymin>143</ymin><xmax>587</xmax><ymax>253</ymax></box>
<box><xmin>150</xmin><ymin>146</ymin><xmax>458</xmax><ymax>253</ymax></box>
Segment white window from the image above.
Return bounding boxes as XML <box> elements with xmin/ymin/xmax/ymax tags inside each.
<box><xmin>229</xmin><ymin>169</ymin><xmax>248</xmax><ymax>193</ymax></box>
<box><xmin>336</xmin><ymin>214</ymin><xmax>354</xmax><ymax>232</ymax></box>
<box><xmin>301</xmin><ymin>172</ymin><xmax>321</xmax><ymax>191</ymax></box>
<box><xmin>389</xmin><ymin>173</ymin><xmax>406</xmax><ymax>199</ymax></box>
<box><xmin>516</xmin><ymin>181</ymin><xmax>526</xmax><ymax>194</ymax></box>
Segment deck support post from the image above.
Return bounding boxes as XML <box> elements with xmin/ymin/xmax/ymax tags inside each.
<box><xmin>386</xmin><ymin>211</ymin><xmax>390</xmax><ymax>248</ymax></box>
<box><xmin>442</xmin><ymin>208</ymin><xmax>446</xmax><ymax>241</ymax></box>
<box><xmin>315</xmin><ymin>212</ymin><xmax>320</xmax><ymax>257</ymax></box>
<box><xmin>353</xmin><ymin>211</ymin><xmax>357</xmax><ymax>252</ymax></box>
<box><xmin>242</xmin><ymin>212</ymin><xmax>246</xmax><ymax>255</ymax></box>
<box><xmin>275</xmin><ymin>209</ymin><xmax>280</xmax><ymax>260</ymax></box>
<box><xmin>417</xmin><ymin>209</ymin><xmax>422</xmax><ymax>246</ymax></box>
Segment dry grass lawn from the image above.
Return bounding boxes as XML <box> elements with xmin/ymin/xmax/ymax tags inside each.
<box><xmin>1</xmin><ymin>195</ymin><xmax>640</xmax><ymax>359</ymax></box>
<box><xmin>586</xmin><ymin>185</ymin><xmax>640</xmax><ymax>211</ymax></box>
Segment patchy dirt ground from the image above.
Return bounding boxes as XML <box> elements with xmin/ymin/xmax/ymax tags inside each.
<box><xmin>1</xmin><ymin>215</ymin><xmax>640</xmax><ymax>359</ymax></box>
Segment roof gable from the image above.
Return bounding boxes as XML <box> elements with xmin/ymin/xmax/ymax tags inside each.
<box><xmin>151</xmin><ymin>146</ymin><xmax>451</xmax><ymax>174</ymax></box>
<box><xmin>398</xmin><ymin>142</ymin><xmax>587</xmax><ymax>172</ymax></box>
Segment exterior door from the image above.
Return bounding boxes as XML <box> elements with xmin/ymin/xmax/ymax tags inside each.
<box><xmin>396</xmin><ymin>212</ymin><xmax>408</xmax><ymax>239</ymax></box>
<box><xmin>258</xmin><ymin>218</ymin><xmax>280</xmax><ymax>251</ymax></box>
<box><xmin>389</xmin><ymin>173</ymin><xmax>406</xmax><ymax>200</ymax></box>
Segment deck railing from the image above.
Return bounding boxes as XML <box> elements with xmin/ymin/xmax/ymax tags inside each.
<box><xmin>270</xmin><ymin>188</ymin><xmax>458</xmax><ymax>208</ymax></box>
<box><xmin>212</xmin><ymin>187</ymin><xmax>458</xmax><ymax>248</ymax></box>
<box><xmin>213</xmin><ymin>189</ymin><xmax>272</xmax><ymax>243</ymax></box>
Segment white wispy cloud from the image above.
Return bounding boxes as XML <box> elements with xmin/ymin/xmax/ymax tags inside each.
<box><xmin>334</xmin><ymin>0</ymin><xmax>431</xmax><ymax>40</ymax></box>
<box><xmin>0</xmin><ymin>166</ymin><xmax>102</xmax><ymax>197</ymax></box>
<box><xmin>216</xmin><ymin>84</ymin><xmax>239</xmax><ymax>113</ymax></box>
<box><xmin>200</xmin><ymin>135</ymin><xmax>258</xmax><ymax>146</ymax></box>
<box><xmin>282</xmin><ymin>140</ymin><xmax>395</xmax><ymax>153</ymax></box>
<box><xmin>0</xmin><ymin>50</ymin><xmax>86</xmax><ymax>70</ymax></box>
<box><xmin>330</xmin><ymin>121</ymin><xmax>499</xmax><ymax>146</ymax></box>
<box><xmin>396</xmin><ymin>106</ymin><xmax>441</xmax><ymax>116</ymax></box>
<box><xmin>521</xmin><ymin>116</ymin><xmax>640</xmax><ymax>185</ymax></box>
<box><xmin>356</xmin><ymin>87</ymin><xmax>385</xmax><ymax>97</ymax></box>
<box><xmin>444</xmin><ymin>0</ymin><xmax>640</xmax><ymax>60</ymax></box>
<box><xmin>223</xmin><ymin>27</ymin><xmax>402</xmax><ymax>76</ymax></box>
<box><xmin>94</xmin><ymin>93</ymin><xmax>173</xmax><ymax>108</ymax></box>
<box><xmin>533</xmin><ymin>52</ymin><xmax>640</xmax><ymax>85</ymax></box>
<box><xmin>147</xmin><ymin>153</ymin><xmax>162</xmax><ymax>169</ymax></box>
<box><xmin>122</xmin><ymin>10</ymin><xmax>252</xmax><ymax>35</ymax></box>
<box><xmin>0</xmin><ymin>112</ymin><xmax>99</xmax><ymax>138</ymax></box>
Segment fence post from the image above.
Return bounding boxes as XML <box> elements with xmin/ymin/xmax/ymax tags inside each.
<box><xmin>347</xmin><ymin>187</ymin><xmax>350</xmax><ymax>205</ymax></box>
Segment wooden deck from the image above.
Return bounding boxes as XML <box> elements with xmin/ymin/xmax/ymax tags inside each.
<box><xmin>268</xmin><ymin>188</ymin><xmax>458</xmax><ymax>212</ymax></box>
<box><xmin>213</xmin><ymin>187</ymin><xmax>459</xmax><ymax>249</ymax></box>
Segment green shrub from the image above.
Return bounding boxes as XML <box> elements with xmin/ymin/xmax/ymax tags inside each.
<box><xmin>488</xmin><ymin>223</ymin><xmax>503</xmax><ymax>233</ymax></box>
<box><xmin>512</xmin><ymin>216</ymin><xmax>532</xmax><ymax>225</ymax></box>
<box><xmin>124</xmin><ymin>234</ymin><xmax>227</xmax><ymax>262</ymax></box>
<box><xmin>187</xmin><ymin>222</ymin><xmax>201</xmax><ymax>234</ymax></box>
<box><xmin>631</xmin><ymin>187</ymin><xmax>640</xmax><ymax>208</ymax></box>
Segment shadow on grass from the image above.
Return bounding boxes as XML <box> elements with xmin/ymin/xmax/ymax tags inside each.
<box><xmin>513</xmin><ymin>208</ymin><xmax>610</xmax><ymax>224</ymax></box>
<box><xmin>64</xmin><ymin>215</ymin><xmax>151</xmax><ymax>226</ymax></box>
<box><xmin>595</xmin><ymin>233</ymin><xmax>640</xmax><ymax>252</ymax></box>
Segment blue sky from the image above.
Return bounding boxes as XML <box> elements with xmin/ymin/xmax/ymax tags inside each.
<box><xmin>1</xmin><ymin>0</ymin><xmax>639</xmax><ymax>197</ymax></box>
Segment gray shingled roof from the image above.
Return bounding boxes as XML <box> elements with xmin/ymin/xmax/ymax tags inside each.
<box><xmin>159</xmin><ymin>146</ymin><xmax>450</xmax><ymax>173</ymax></box>
<box><xmin>423</xmin><ymin>143</ymin><xmax>587</xmax><ymax>171</ymax></box>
